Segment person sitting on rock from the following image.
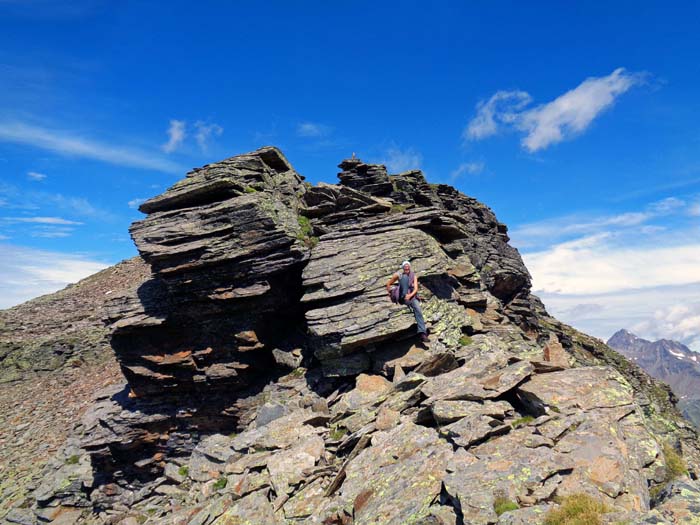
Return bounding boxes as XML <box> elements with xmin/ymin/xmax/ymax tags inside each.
<box><xmin>386</xmin><ymin>260</ymin><xmax>429</xmax><ymax>342</ymax></box>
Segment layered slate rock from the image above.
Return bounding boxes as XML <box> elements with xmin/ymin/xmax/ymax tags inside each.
<box><xmin>302</xmin><ymin>227</ymin><xmax>453</xmax><ymax>369</ymax></box>
<box><xmin>105</xmin><ymin>147</ymin><xmax>309</xmax><ymax>396</ymax></box>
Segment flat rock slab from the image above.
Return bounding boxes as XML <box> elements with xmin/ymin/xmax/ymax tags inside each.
<box><xmin>339</xmin><ymin>421</ymin><xmax>453</xmax><ymax>525</ymax></box>
<box><xmin>302</xmin><ymin>228</ymin><xmax>452</xmax><ymax>359</ymax></box>
<box><xmin>517</xmin><ymin>366</ymin><xmax>635</xmax><ymax>415</ymax></box>
<box><xmin>210</xmin><ymin>489</ymin><xmax>283</xmax><ymax>525</ymax></box>
<box><xmin>231</xmin><ymin>409</ymin><xmax>323</xmax><ymax>452</ymax></box>
<box><xmin>443</xmin><ymin>431</ymin><xmax>573</xmax><ymax>524</ymax></box>
<box><xmin>431</xmin><ymin>400</ymin><xmax>514</xmax><ymax>425</ymax></box>
<box><xmin>422</xmin><ymin>360</ymin><xmax>533</xmax><ymax>402</ymax></box>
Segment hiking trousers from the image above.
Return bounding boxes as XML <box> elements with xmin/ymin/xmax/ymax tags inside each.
<box><xmin>404</xmin><ymin>297</ymin><xmax>426</xmax><ymax>334</ymax></box>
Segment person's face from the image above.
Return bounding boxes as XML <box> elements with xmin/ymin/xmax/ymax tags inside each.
<box><xmin>403</xmin><ymin>264</ymin><xmax>410</xmax><ymax>274</ymax></box>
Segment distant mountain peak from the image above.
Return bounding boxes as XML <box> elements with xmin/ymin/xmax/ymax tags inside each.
<box><xmin>607</xmin><ymin>327</ymin><xmax>700</xmax><ymax>428</ymax></box>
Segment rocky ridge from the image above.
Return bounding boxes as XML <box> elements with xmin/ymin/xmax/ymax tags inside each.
<box><xmin>5</xmin><ymin>147</ymin><xmax>700</xmax><ymax>525</ymax></box>
<box><xmin>0</xmin><ymin>258</ymin><xmax>150</xmax><ymax>519</ymax></box>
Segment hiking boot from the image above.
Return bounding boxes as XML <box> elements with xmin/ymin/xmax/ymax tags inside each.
<box><xmin>420</xmin><ymin>333</ymin><xmax>430</xmax><ymax>343</ymax></box>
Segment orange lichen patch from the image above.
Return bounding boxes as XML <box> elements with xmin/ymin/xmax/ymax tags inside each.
<box><xmin>142</xmin><ymin>350</ymin><xmax>194</xmax><ymax>365</ymax></box>
<box><xmin>354</xmin><ymin>488</ymin><xmax>374</xmax><ymax>514</ymax></box>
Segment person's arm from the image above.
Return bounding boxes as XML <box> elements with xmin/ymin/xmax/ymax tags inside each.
<box><xmin>386</xmin><ymin>273</ymin><xmax>398</xmax><ymax>294</ymax></box>
<box><xmin>406</xmin><ymin>273</ymin><xmax>419</xmax><ymax>300</ymax></box>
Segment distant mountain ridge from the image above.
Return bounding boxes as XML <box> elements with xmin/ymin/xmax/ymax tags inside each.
<box><xmin>607</xmin><ymin>328</ymin><xmax>700</xmax><ymax>428</ymax></box>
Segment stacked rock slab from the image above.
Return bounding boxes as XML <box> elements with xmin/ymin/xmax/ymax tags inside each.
<box><xmin>106</xmin><ymin>147</ymin><xmax>309</xmax><ymax>397</ymax></box>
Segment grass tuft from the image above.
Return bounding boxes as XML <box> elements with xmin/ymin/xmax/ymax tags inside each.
<box><xmin>544</xmin><ymin>494</ymin><xmax>610</xmax><ymax>525</ymax></box>
<box><xmin>662</xmin><ymin>442</ymin><xmax>687</xmax><ymax>479</ymax></box>
<box><xmin>178</xmin><ymin>465</ymin><xmax>189</xmax><ymax>478</ymax></box>
<box><xmin>493</xmin><ymin>496</ymin><xmax>519</xmax><ymax>516</ymax></box>
<box><xmin>65</xmin><ymin>454</ymin><xmax>80</xmax><ymax>465</ymax></box>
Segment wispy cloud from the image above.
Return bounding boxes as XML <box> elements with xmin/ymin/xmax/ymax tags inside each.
<box><xmin>0</xmin><ymin>181</ymin><xmax>116</xmax><ymax>221</ymax></box>
<box><xmin>381</xmin><ymin>146</ymin><xmax>423</xmax><ymax>173</ymax></box>
<box><xmin>510</xmin><ymin>196</ymin><xmax>686</xmax><ymax>249</ymax></box>
<box><xmin>4</xmin><ymin>216</ymin><xmax>83</xmax><ymax>225</ymax></box>
<box><xmin>0</xmin><ymin>243</ymin><xmax>109</xmax><ymax>308</ymax></box>
<box><xmin>128</xmin><ymin>197</ymin><xmax>146</xmax><ymax>210</ymax></box>
<box><xmin>465</xmin><ymin>68</ymin><xmax>645</xmax><ymax>151</ymax></box>
<box><xmin>451</xmin><ymin>161</ymin><xmax>485</xmax><ymax>180</ymax></box>
<box><xmin>162</xmin><ymin>119</ymin><xmax>186</xmax><ymax>153</ymax></box>
<box><xmin>297</xmin><ymin>121</ymin><xmax>332</xmax><ymax>138</ymax></box>
<box><xmin>465</xmin><ymin>91</ymin><xmax>532</xmax><ymax>141</ymax></box>
<box><xmin>633</xmin><ymin>303</ymin><xmax>700</xmax><ymax>350</ymax></box>
<box><xmin>194</xmin><ymin>121</ymin><xmax>223</xmax><ymax>152</ymax></box>
<box><xmin>27</xmin><ymin>170</ymin><xmax>46</xmax><ymax>181</ymax></box>
<box><xmin>524</xmin><ymin>233</ymin><xmax>700</xmax><ymax>295</ymax></box>
<box><xmin>0</xmin><ymin>121</ymin><xmax>183</xmax><ymax>173</ymax></box>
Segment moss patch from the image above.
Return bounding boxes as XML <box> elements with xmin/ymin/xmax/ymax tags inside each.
<box><xmin>329</xmin><ymin>426</ymin><xmax>347</xmax><ymax>441</ymax></box>
<box><xmin>458</xmin><ymin>335</ymin><xmax>473</xmax><ymax>346</ymax></box>
<box><xmin>544</xmin><ymin>494</ymin><xmax>610</xmax><ymax>525</ymax></box>
<box><xmin>213</xmin><ymin>476</ymin><xmax>227</xmax><ymax>490</ymax></box>
<box><xmin>511</xmin><ymin>415</ymin><xmax>535</xmax><ymax>428</ymax></box>
<box><xmin>178</xmin><ymin>465</ymin><xmax>189</xmax><ymax>478</ymax></box>
<box><xmin>65</xmin><ymin>455</ymin><xmax>79</xmax><ymax>465</ymax></box>
<box><xmin>389</xmin><ymin>204</ymin><xmax>407</xmax><ymax>214</ymax></box>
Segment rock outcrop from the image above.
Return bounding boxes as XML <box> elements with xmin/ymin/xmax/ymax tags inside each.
<box><xmin>9</xmin><ymin>148</ymin><xmax>700</xmax><ymax>525</ymax></box>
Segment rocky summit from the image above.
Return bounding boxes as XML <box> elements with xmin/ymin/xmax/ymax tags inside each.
<box><xmin>3</xmin><ymin>147</ymin><xmax>700</xmax><ymax>525</ymax></box>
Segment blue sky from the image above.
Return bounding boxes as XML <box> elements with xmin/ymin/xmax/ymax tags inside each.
<box><xmin>1</xmin><ymin>1</ymin><xmax>700</xmax><ymax>348</ymax></box>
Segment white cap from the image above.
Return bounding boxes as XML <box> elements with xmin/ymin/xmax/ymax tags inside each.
<box><xmin>401</xmin><ymin>260</ymin><xmax>411</xmax><ymax>267</ymax></box>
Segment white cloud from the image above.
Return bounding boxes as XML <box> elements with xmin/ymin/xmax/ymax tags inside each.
<box><xmin>537</xmin><ymin>284</ymin><xmax>700</xmax><ymax>351</ymax></box>
<box><xmin>689</xmin><ymin>201</ymin><xmax>700</xmax><ymax>217</ymax></box>
<box><xmin>464</xmin><ymin>90</ymin><xmax>531</xmax><ymax>140</ymax></box>
<box><xmin>0</xmin><ymin>121</ymin><xmax>183</xmax><ymax>173</ymax></box>
<box><xmin>633</xmin><ymin>303</ymin><xmax>700</xmax><ymax>350</ymax></box>
<box><xmin>465</xmin><ymin>68</ymin><xmax>645</xmax><ymax>151</ymax></box>
<box><xmin>128</xmin><ymin>198</ymin><xmax>146</xmax><ymax>210</ymax></box>
<box><xmin>524</xmin><ymin>233</ymin><xmax>700</xmax><ymax>295</ymax></box>
<box><xmin>162</xmin><ymin>119</ymin><xmax>186</xmax><ymax>153</ymax></box>
<box><xmin>3</xmin><ymin>216</ymin><xmax>83</xmax><ymax>225</ymax></box>
<box><xmin>381</xmin><ymin>146</ymin><xmax>422</xmax><ymax>173</ymax></box>
<box><xmin>194</xmin><ymin>121</ymin><xmax>223</xmax><ymax>152</ymax></box>
<box><xmin>451</xmin><ymin>161</ymin><xmax>485</xmax><ymax>180</ymax></box>
<box><xmin>0</xmin><ymin>244</ymin><xmax>109</xmax><ymax>308</ymax></box>
<box><xmin>297</xmin><ymin>122</ymin><xmax>332</xmax><ymax>138</ymax></box>
<box><xmin>516</xmin><ymin>195</ymin><xmax>700</xmax><ymax>349</ymax></box>
<box><xmin>27</xmin><ymin>171</ymin><xmax>46</xmax><ymax>181</ymax></box>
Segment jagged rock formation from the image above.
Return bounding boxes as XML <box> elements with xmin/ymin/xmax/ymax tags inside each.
<box><xmin>9</xmin><ymin>148</ymin><xmax>700</xmax><ymax>525</ymax></box>
<box><xmin>608</xmin><ymin>329</ymin><xmax>700</xmax><ymax>429</ymax></box>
